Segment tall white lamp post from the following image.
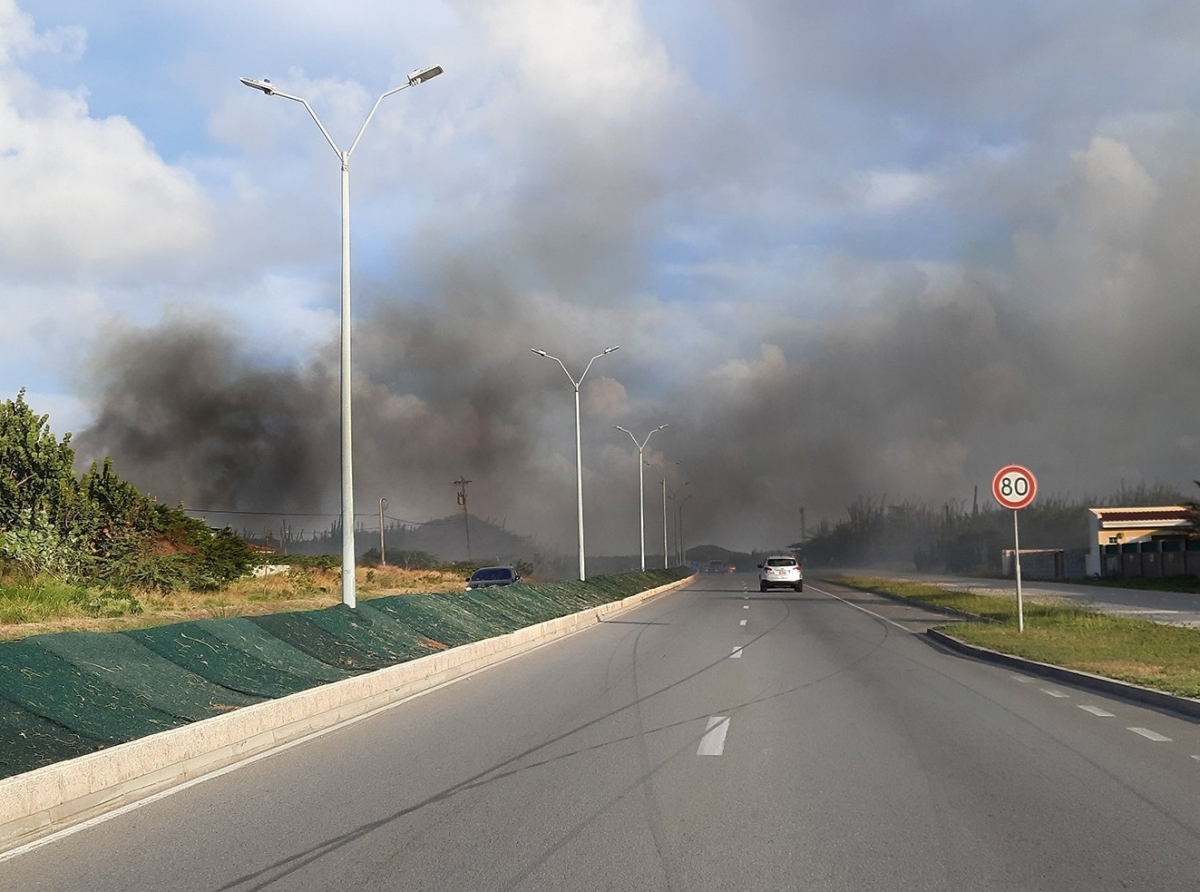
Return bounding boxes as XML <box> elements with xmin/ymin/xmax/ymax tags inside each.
<box><xmin>531</xmin><ymin>346</ymin><xmax>620</xmax><ymax>580</ymax></box>
<box><xmin>614</xmin><ymin>424</ymin><xmax>667</xmax><ymax>570</ymax></box>
<box><xmin>240</xmin><ymin>65</ymin><xmax>443</xmax><ymax>608</ymax></box>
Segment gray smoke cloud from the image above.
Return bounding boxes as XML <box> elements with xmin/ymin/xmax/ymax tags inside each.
<box><xmin>69</xmin><ymin>4</ymin><xmax>1200</xmax><ymax>556</ymax></box>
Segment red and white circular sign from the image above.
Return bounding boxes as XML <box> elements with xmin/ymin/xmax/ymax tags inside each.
<box><xmin>992</xmin><ymin>465</ymin><xmax>1037</xmax><ymax>510</ymax></box>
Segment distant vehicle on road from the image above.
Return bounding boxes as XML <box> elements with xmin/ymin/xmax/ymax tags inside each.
<box><xmin>465</xmin><ymin>566</ymin><xmax>521</xmax><ymax>590</ymax></box>
<box><xmin>705</xmin><ymin>559</ymin><xmax>726</xmax><ymax>574</ymax></box>
<box><xmin>757</xmin><ymin>555</ymin><xmax>803</xmax><ymax>592</ymax></box>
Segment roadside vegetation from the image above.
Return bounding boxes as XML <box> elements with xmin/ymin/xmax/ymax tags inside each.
<box><xmin>803</xmin><ymin>483</ymin><xmax>1191</xmax><ymax>572</ymax></box>
<box><xmin>837</xmin><ymin>575</ymin><xmax>1200</xmax><ymax>698</ymax></box>
<box><xmin>0</xmin><ymin>391</ymin><xmax>492</xmax><ymax>640</ymax></box>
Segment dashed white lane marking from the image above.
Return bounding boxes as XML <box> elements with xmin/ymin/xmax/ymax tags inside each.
<box><xmin>1078</xmin><ymin>705</ymin><xmax>1115</xmax><ymax>717</ymax></box>
<box><xmin>1128</xmin><ymin>727</ymin><xmax>1172</xmax><ymax>742</ymax></box>
<box><xmin>698</xmin><ymin>716</ymin><xmax>731</xmax><ymax>756</ymax></box>
<box><xmin>730</xmin><ymin>646</ymin><xmax>743</xmax><ymax>659</ymax></box>
<box><xmin>739</xmin><ymin>619</ymin><xmax>747</xmax><ymax>626</ymax></box>
<box><xmin>1192</xmin><ymin>755</ymin><xmax>1200</xmax><ymax>763</ymax></box>
<box><xmin>1012</xmin><ymin>675</ymin><xmax>1033</xmax><ymax>683</ymax></box>
<box><xmin>743</xmin><ymin>605</ymin><xmax>749</xmax><ymax>609</ymax></box>
<box><xmin>1041</xmin><ymin>689</ymin><xmax>1069</xmax><ymax>699</ymax></box>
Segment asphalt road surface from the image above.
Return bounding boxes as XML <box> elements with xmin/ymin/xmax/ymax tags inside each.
<box><xmin>3</xmin><ymin>574</ymin><xmax>1200</xmax><ymax>891</ymax></box>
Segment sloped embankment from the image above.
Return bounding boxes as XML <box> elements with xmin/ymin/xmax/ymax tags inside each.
<box><xmin>0</xmin><ymin>570</ymin><xmax>687</xmax><ymax>780</ymax></box>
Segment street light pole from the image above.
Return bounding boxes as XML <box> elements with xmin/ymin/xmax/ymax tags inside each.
<box><xmin>378</xmin><ymin>497</ymin><xmax>387</xmax><ymax>566</ymax></box>
<box><xmin>531</xmin><ymin>346</ymin><xmax>620</xmax><ymax>581</ymax></box>
<box><xmin>240</xmin><ymin>65</ymin><xmax>443</xmax><ymax>609</ymax></box>
<box><xmin>614</xmin><ymin>424</ymin><xmax>667</xmax><ymax>570</ymax></box>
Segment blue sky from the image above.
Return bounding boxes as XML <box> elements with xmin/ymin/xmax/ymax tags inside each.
<box><xmin>4</xmin><ymin>1</ymin><xmax>1200</xmax><ymax>552</ymax></box>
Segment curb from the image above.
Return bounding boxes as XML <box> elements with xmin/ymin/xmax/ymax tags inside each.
<box><xmin>926</xmin><ymin>628</ymin><xmax>1200</xmax><ymax>722</ymax></box>
<box><xmin>0</xmin><ymin>574</ymin><xmax>695</xmax><ymax>853</ymax></box>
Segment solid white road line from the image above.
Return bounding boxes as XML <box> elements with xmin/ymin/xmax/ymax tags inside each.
<box><xmin>730</xmin><ymin>646</ymin><xmax>743</xmax><ymax>659</ymax></box>
<box><xmin>1078</xmin><ymin>705</ymin><xmax>1115</xmax><ymax>717</ymax></box>
<box><xmin>1128</xmin><ymin>727</ymin><xmax>1172</xmax><ymax>742</ymax></box>
<box><xmin>698</xmin><ymin>716</ymin><xmax>731</xmax><ymax>756</ymax></box>
<box><xmin>1041</xmin><ymin>689</ymin><xmax>1070</xmax><ymax>698</ymax></box>
<box><xmin>811</xmin><ymin>585</ymin><xmax>913</xmax><ymax>632</ymax></box>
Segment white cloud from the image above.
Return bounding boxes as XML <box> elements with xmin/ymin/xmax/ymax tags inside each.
<box><xmin>0</xmin><ymin>2</ymin><xmax>212</xmax><ymax>280</ymax></box>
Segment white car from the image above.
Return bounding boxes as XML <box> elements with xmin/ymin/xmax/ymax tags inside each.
<box><xmin>757</xmin><ymin>555</ymin><xmax>803</xmax><ymax>592</ymax></box>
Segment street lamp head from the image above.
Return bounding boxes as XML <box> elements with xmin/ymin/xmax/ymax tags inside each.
<box><xmin>614</xmin><ymin>425</ymin><xmax>629</xmax><ymax>433</ymax></box>
<box><xmin>530</xmin><ymin>348</ymin><xmax>548</xmax><ymax>357</ymax></box>
<box><xmin>603</xmin><ymin>346</ymin><xmax>620</xmax><ymax>355</ymax></box>
<box><xmin>239</xmin><ymin>76</ymin><xmax>276</xmax><ymax>96</ymax></box>
<box><xmin>408</xmin><ymin>65</ymin><xmax>444</xmax><ymax>86</ymax></box>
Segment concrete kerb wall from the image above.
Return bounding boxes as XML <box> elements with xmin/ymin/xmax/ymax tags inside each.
<box><xmin>926</xmin><ymin>628</ymin><xmax>1200</xmax><ymax>722</ymax></box>
<box><xmin>0</xmin><ymin>574</ymin><xmax>696</xmax><ymax>853</ymax></box>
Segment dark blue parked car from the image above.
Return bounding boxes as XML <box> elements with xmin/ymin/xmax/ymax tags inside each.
<box><xmin>465</xmin><ymin>566</ymin><xmax>522</xmax><ymax>590</ymax></box>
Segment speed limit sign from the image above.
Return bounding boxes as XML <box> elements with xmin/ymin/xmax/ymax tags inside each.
<box><xmin>993</xmin><ymin>465</ymin><xmax>1037</xmax><ymax>510</ymax></box>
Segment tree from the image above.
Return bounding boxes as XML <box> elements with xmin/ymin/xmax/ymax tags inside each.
<box><xmin>0</xmin><ymin>389</ymin><xmax>82</xmax><ymax>534</ymax></box>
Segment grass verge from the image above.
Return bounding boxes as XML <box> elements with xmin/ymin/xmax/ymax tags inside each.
<box><xmin>0</xmin><ymin>565</ymin><xmax>467</xmax><ymax>641</ymax></box>
<box><xmin>835</xmin><ymin>575</ymin><xmax>1200</xmax><ymax>699</ymax></box>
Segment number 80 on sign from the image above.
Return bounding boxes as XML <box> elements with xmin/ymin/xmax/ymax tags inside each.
<box><xmin>992</xmin><ymin>465</ymin><xmax>1037</xmax><ymax>510</ymax></box>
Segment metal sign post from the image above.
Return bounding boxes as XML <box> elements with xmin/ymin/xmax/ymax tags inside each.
<box><xmin>992</xmin><ymin>465</ymin><xmax>1038</xmax><ymax>632</ymax></box>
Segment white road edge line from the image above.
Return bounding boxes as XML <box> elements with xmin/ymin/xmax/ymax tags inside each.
<box><xmin>809</xmin><ymin>584</ymin><xmax>913</xmax><ymax>632</ymax></box>
<box><xmin>1128</xmin><ymin>727</ymin><xmax>1172</xmax><ymax>742</ymax></box>
<box><xmin>1041</xmin><ymin>689</ymin><xmax>1069</xmax><ymax>699</ymax></box>
<box><xmin>1078</xmin><ymin>705</ymin><xmax>1115</xmax><ymax>717</ymax></box>
<box><xmin>697</xmin><ymin>716</ymin><xmax>731</xmax><ymax>756</ymax></box>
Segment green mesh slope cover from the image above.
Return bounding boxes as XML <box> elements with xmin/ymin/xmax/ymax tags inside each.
<box><xmin>454</xmin><ymin>591</ymin><xmax>534</xmax><ymax>634</ymax></box>
<box><xmin>124</xmin><ymin>623</ymin><xmax>322</xmax><ymax>700</ymax></box>
<box><xmin>0</xmin><ymin>640</ymin><xmax>187</xmax><ymax>745</ymax></box>
<box><xmin>248</xmin><ymin>612</ymin><xmax>379</xmax><ymax>673</ymax></box>
<box><xmin>369</xmin><ymin>593</ymin><xmax>497</xmax><ymax>648</ymax></box>
<box><xmin>0</xmin><ymin>694</ymin><xmax>104</xmax><ymax>780</ymax></box>
<box><xmin>301</xmin><ymin>604</ymin><xmax>439</xmax><ymax>667</ymax></box>
<box><xmin>483</xmin><ymin>585</ymin><xmax>573</xmax><ymax>624</ymax></box>
<box><xmin>36</xmin><ymin>631</ymin><xmax>260</xmax><ymax>722</ymax></box>
<box><xmin>201</xmin><ymin>618</ymin><xmax>350</xmax><ymax>684</ymax></box>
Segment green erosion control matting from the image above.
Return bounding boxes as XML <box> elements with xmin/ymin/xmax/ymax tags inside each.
<box><xmin>38</xmin><ymin>632</ymin><xmax>261</xmax><ymax>721</ymax></box>
<box><xmin>0</xmin><ymin>568</ymin><xmax>691</xmax><ymax>781</ymax></box>
<box><xmin>0</xmin><ymin>640</ymin><xmax>187</xmax><ymax>745</ymax></box>
<box><xmin>125</xmin><ymin>623</ymin><xmax>326</xmax><ymax>700</ymax></box>
<box><xmin>247</xmin><ymin>612</ymin><xmax>380</xmax><ymax>673</ymax></box>
<box><xmin>369</xmin><ymin>593</ymin><xmax>503</xmax><ymax>648</ymax></box>
<box><xmin>302</xmin><ymin>604</ymin><xmax>442</xmax><ymax>666</ymax></box>
<box><xmin>203</xmin><ymin>618</ymin><xmax>350</xmax><ymax>683</ymax></box>
<box><xmin>0</xmin><ymin>694</ymin><xmax>103</xmax><ymax>779</ymax></box>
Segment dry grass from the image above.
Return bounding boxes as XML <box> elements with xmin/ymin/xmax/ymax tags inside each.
<box><xmin>0</xmin><ymin>565</ymin><xmax>465</xmax><ymax>641</ymax></box>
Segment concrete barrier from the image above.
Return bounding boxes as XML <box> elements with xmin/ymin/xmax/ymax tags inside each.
<box><xmin>0</xmin><ymin>575</ymin><xmax>694</xmax><ymax>853</ymax></box>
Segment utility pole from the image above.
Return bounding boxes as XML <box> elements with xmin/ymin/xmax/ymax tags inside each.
<box><xmin>453</xmin><ymin>476</ymin><xmax>473</xmax><ymax>561</ymax></box>
<box><xmin>799</xmin><ymin>506</ymin><xmax>806</xmax><ymax>544</ymax></box>
<box><xmin>379</xmin><ymin>497</ymin><xmax>387</xmax><ymax>566</ymax></box>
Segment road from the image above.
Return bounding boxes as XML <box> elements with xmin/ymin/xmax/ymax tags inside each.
<box><xmin>843</xmin><ymin>568</ymin><xmax>1200</xmax><ymax>626</ymax></box>
<box><xmin>3</xmin><ymin>574</ymin><xmax>1199</xmax><ymax>891</ymax></box>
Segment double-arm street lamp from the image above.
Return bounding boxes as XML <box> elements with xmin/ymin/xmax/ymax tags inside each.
<box><xmin>531</xmin><ymin>346</ymin><xmax>620</xmax><ymax>580</ymax></box>
<box><xmin>240</xmin><ymin>65</ymin><xmax>443</xmax><ymax>608</ymax></box>
<box><xmin>614</xmin><ymin>424</ymin><xmax>667</xmax><ymax>570</ymax></box>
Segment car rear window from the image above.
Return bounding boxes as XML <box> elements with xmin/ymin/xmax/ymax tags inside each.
<box><xmin>472</xmin><ymin>568</ymin><xmax>514</xmax><ymax>581</ymax></box>
<box><xmin>766</xmin><ymin>558</ymin><xmax>795</xmax><ymax>567</ymax></box>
